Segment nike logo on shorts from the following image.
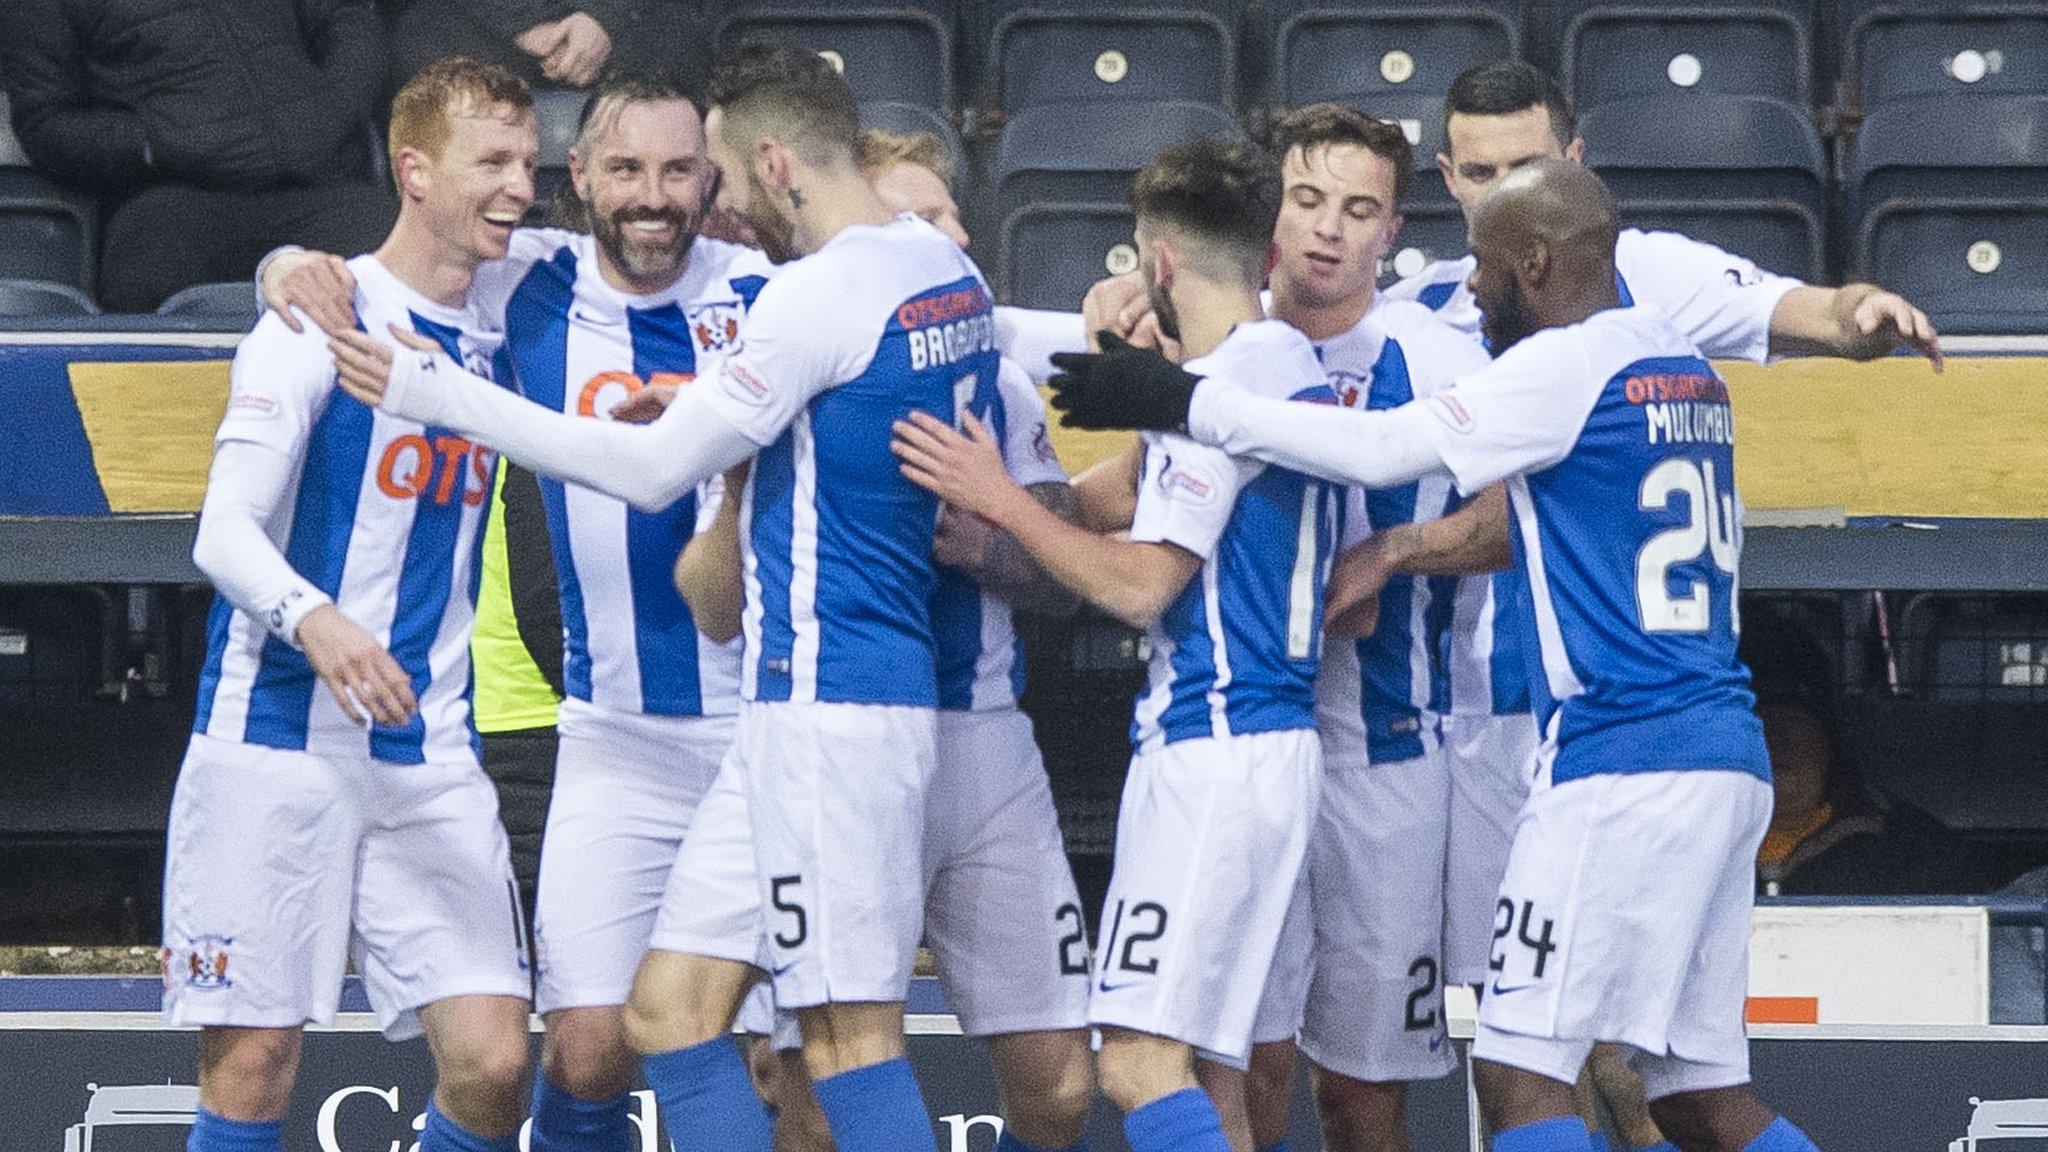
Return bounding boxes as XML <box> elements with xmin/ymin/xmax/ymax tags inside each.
<box><xmin>1490</xmin><ymin>980</ymin><xmax>1537</xmax><ymax>997</ymax></box>
<box><xmin>1097</xmin><ymin>978</ymin><xmax>1143</xmax><ymax>994</ymax></box>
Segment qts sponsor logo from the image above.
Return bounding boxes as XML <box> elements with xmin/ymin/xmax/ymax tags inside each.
<box><xmin>375</xmin><ymin>436</ymin><xmax>492</xmax><ymax>506</ymax></box>
<box><xmin>575</xmin><ymin>370</ymin><xmax>693</xmax><ymax>419</ymax></box>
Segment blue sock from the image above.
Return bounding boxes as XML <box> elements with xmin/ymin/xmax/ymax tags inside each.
<box><xmin>187</xmin><ymin>1108</ymin><xmax>282</xmax><ymax>1152</ymax></box>
<box><xmin>1743</xmin><ymin>1117</ymin><xmax>1820</xmax><ymax>1152</ymax></box>
<box><xmin>996</xmin><ymin>1131</ymin><xmax>1092</xmax><ymax>1152</ymax></box>
<box><xmin>528</xmin><ymin>1067</ymin><xmax>633</xmax><ymax>1151</ymax></box>
<box><xmin>1588</xmin><ymin>1133</ymin><xmax>1611</xmax><ymax>1152</ymax></box>
<box><xmin>1124</xmin><ymin>1087</ymin><xmax>1233</xmax><ymax>1152</ymax></box>
<box><xmin>813</xmin><ymin>1057</ymin><xmax>940</xmax><ymax>1152</ymax></box>
<box><xmin>1493</xmin><ymin>1116</ymin><xmax>1594</xmax><ymax>1152</ymax></box>
<box><xmin>420</xmin><ymin>1101</ymin><xmax>518</xmax><ymax>1152</ymax></box>
<box><xmin>642</xmin><ymin>1036</ymin><xmax>773</xmax><ymax>1152</ymax></box>
<box><xmin>1642</xmin><ymin>1142</ymin><xmax>1681</xmax><ymax>1152</ymax></box>
<box><xmin>1256</xmin><ymin>1140</ymin><xmax>1294</xmax><ymax>1152</ymax></box>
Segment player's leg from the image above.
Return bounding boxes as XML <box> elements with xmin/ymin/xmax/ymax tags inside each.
<box><xmin>1090</xmin><ymin>731</ymin><xmax>1320</xmax><ymax>1152</ymax></box>
<box><xmin>1638</xmin><ymin>774</ymin><xmax>1818</xmax><ymax>1152</ymax></box>
<box><xmin>631</xmin><ymin>745</ymin><xmax>778</xmax><ymax>1152</ymax></box>
<box><xmin>750</xmin><ymin>702</ymin><xmax>940</xmax><ymax>1152</ymax></box>
<box><xmin>748</xmin><ymin>1018</ymin><xmax>834</xmax><ymax>1152</ymax></box>
<box><xmin>530</xmin><ymin>707</ymin><xmax>729</xmax><ymax>1150</ymax></box>
<box><xmin>163</xmin><ymin>735</ymin><xmax>363</xmax><ymax>1151</ymax></box>
<box><xmin>352</xmin><ymin>761</ymin><xmax>535</xmax><ymax>1151</ymax></box>
<box><xmin>1246</xmin><ymin>1041</ymin><xmax>1300</xmax><ymax>1152</ymax></box>
<box><xmin>418</xmin><ymin>994</ymin><xmax>536</xmax><ymax>1142</ymax></box>
<box><xmin>1193</xmin><ymin>1057</ymin><xmax>1253</xmax><ymax>1150</ymax></box>
<box><xmin>1581</xmin><ymin>1044</ymin><xmax>1676</xmax><ymax>1152</ymax></box>
<box><xmin>986</xmin><ymin>1030</ymin><xmax>1097</xmax><ymax>1151</ymax></box>
<box><xmin>923</xmin><ymin>709</ymin><xmax>1095</xmax><ymax>1152</ymax></box>
<box><xmin>1297</xmin><ymin>741</ymin><xmax>1455</xmax><ymax>1152</ymax></box>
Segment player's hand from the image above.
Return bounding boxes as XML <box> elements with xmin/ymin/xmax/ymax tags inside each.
<box><xmin>1855</xmin><ymin>289</ymin><xmax>1943</xmax><ymax>373</ymax></box>
<box><xmin>1047</xmin><ymin>332</ymin><xmax>1202</xmax><ymax>431</ymax></box>
<box><xmin>1081</xmin><ymin>272</ymin><xmax>1148</xmax><ymax>349</ymax></box>
<box><xmin>296</xmin><ymin>604</ymin><xmax>416</xmax><ymax>727</ymax></box>
<box><xmin>328</xmin><ymin>325</ymin><xmax>444</xmax><ymax>410</ymax></box>
<box><xmin>521</xmin><ymin>12</ymin><xmax>613</xmax><ymax>86</ymax></box>
<box><xmin>263</xmin><ymin>250</ymin><xmax>357</xmax><ymax>335</ymax></box>
<box><xmin>1125</xmin><ymin>310</ymin><xmax>1184</xmax><ymax>363</ymax></box>
<box><xmin>932</xmin><ymin>504</ymin><xmax>994</xmax><ymax>572</ymax></box>
<box><xmin>610</xmin><ymin>383</ymin><xmax>677</xmax><ymax>424</ymax></box>
<box><xmin>891</xmin><ymin>410</ymin><xmax>1020</xmax><ymax>520</ymax></box>
<box><xmin>1325</xmin><ymin>539</ymin><xmax>1396</xmax><ymax>637</ymax></box>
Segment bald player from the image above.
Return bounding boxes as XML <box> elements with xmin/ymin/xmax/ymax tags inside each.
<box><xmin>1048</xmin><ymin>158</ymin><xmax>1824</xmax><ymax>1152</ymax></box>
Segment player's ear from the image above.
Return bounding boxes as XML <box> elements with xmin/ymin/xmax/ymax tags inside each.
<box><xmin>757</xmin><ymin>136</ymin><xmax>789</xmax><ymax>190</ymax></box>
<box><xmin>1376</xmin><ymin>212</ymin><xmax>1405</xmax><ymax>261</ymax></box>
<box><xmin>1564</xmin><ymin>137</ymin><xmax>1587</xmax><ymax>167</ymax></box>
<box><xmin>1521</xmin><ymin>241</ymin><xmax>1552</xmax><ymax>290</ymax></box>
<box><xmin>394</xmin><ymin>146</ymin><xmax>431</xmax><ymax>202</ymax></box>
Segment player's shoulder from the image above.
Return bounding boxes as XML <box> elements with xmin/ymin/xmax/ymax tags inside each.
<box><xmin>691</xmin><ymin>235</ymin><xmax>776</xmax><ymax>283</ymax></box>
<box><xmin>1550</xmin><ymin>306</ymin><xmax>1697</xmax><ymax>376</ymax></box>
<box><xmin>1383</xmin><ymin>256</ymin><xmax>1476</xmax><ymax>311</ymax></box>
<box><xmin>1375</xmin><ymin>300</ymin><xmax>1490</xmax><ymax>392</ymax></box>
<box><xmin>1615</xmin><ymin>227</ymin><xmax>1779</xmax><ymax>291</ymax></box>
<box><xmin>509</xmin><ymin>226</ymin><xmax>583</xmax><ymax>264</ymax></box>
<box><xmin>233</xmin><ymin>310</ymin><xmax>333</xmax><ymax>379</ymax></box>
<box><xmin>1195</xmin><ymin>319</ymin><xmax>1326</xmax><ymax>401</ymax></box>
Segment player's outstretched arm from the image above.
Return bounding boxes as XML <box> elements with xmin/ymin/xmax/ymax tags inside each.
<box><xmin>329</xmin><ymin>326</ymin><xmax>757</xmax><ymax>514</ymax></box>
<box><xmin>1072</xmin><ymin>440</ymin><xmax>1144</xmax><ymax>534</ymax></box>
<box><xmin>893</xmin><ymin>412</ymin><xmax>1199</xmax><ymax>629</ymax></box>
<box><xmin>1768</xmin><ymin>283</ymin><xmax>1943</xmax><ymax>370</ymax></box>
<box><xmin>933</xmin><ymin>484</ymin><xmax>1085</xmax><ymax>618</ymax></box>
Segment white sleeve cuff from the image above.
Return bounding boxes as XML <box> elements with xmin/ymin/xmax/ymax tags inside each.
<box><xmin>264</xmin><ymin>584</ymin><xmax>333</xmax><ymax>649</ymax></box>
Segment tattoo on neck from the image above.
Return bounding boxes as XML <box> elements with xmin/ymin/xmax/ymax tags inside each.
<box><xmin>788</xmin><ymin>187</ymin><xmax>805</xmax><ymax>210</ymax></box>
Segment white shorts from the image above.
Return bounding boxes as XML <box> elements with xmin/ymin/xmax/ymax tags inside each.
<box><xmin>1297</xmin><ymin>727</ymin><xmax>1456</xmax><ymax>1083</ymax></box>
<box><xmin>161</xmin><ymin>733</ymin><xmax>529</xmax><ymax>1041</ymax></box>
<box><xmin>532</xmin><ymin>700</ymin><xmax>734</xmax><ymax>1014</ymax></box>
<box><xmin>742</xmin><ymin>700</ymin><xmax>937</xmax><ymax>1009</ymax></box>
<box><xmin>1199</xmin><ymin>871</ymin><xmax>1311</xmax><ymax>1072</ymax></box>
<box><xmin>1473</xmin><ymin>766</ymin><xmax>1773</xmax><ymax>1095</ymax></box>
<box><xmin>1089</xmin><ymin>728</ymin><xmax>1321</xmax><ymax>1063</ymax></box>
<box><xmin>926</xmin><ymin>708</ymin><xmax>1091</xmax><ymax>1037</ymax></box>
<box><xmin>1438</xmin><ymin>710</ymin><xmax>1541</xmax><ymax>987</ymax></box>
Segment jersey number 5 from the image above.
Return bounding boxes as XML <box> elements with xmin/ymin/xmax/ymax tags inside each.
<box><xmin>1635</xmin><ymin>457</ymin><xmax>1739</xmax><ymax>635</ymax></box>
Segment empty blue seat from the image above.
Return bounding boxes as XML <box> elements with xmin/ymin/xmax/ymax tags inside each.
<box><xmin>1546</xmin><ymin>3</ymin><xmax>1817</xmax><ymax>108</ymax></box>
<box><xmin>1000</xmin><ymin>203</ymin><xmax>1142</xmax><ymax>311</ymax></box>
<box><xmin>0</xmin><ymin>278</ymin><xmax>98</xmax><ymax>318</ymax></box>
<box><xmin>993</xmin><ymin>100</ymin><xmax>1244</xmax><ymax>307</ymax></box>
<box><xmin>0</xmin><ymin>94</ymin><xmax>96</xmax><ymax>293</ymax></box>
<box><xmin>988</xmin><ymin>4</ymin><xmax>1238</xmax><ymax>114</ymax></box>
<box><xmin>1269</xmin><ymin>1</ymin><xmax>1519</xmax><ymax>110</ymax></box>
<box><xmin>714</xmin><ymin>1</ymin><xmax>953</xmax><ymax>111</ymax></box>
<box><xmin>157</xmin><ymin>282</ymin><xmax>260</xmax><ymax>325</ymax></box>
<box><xmin>1842</xmin><ymin>1</ymin><xmax>2048</xmax><ymax>107</ymax></box>
<box><xmin>1849</xmin><ymin>95</ymin><xmax>2048</xmax><ymax>333</ymax></box>
<box><xmin>1583</xmin><ymin>96</ymin><xmax>1829</xmax><ymax>282</ymax></box>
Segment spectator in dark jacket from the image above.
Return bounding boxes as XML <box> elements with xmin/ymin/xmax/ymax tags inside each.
<box><xmin>0</xmin><ymin>0</ymin><xmax>396</xmax><ymax>312</ymax></box>
<box><xmin>384</xmin><ymin>0</ymin><xmax>710</xmax><ymax>96</ymax></box>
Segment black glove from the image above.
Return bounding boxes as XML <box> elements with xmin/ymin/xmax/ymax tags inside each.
<box><xmin>1047</xmin><ymin>331</ymin><xmax>1203</xmax><ymax>432</ymax></box>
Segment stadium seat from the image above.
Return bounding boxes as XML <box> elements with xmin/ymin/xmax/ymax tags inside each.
<box><xmin>1901</xmin><ymin>594</ymin><xmax>2048</xmax><ymax>704</ymax></box>
<box><xmin>1543</xmin><ymin>2</ymin><xmax>1817</xmax><ymax>108</ymax></box>
<box><xmin>530</xmin><ymin>88</ymin><xmax>585</xmax><ymax>220</ymax></box>
<box><xmin>1848</xmin><ymin>95</ymin><xmax>2048</xmax><ymax>333</ymax></box>
<box><xmin>992</xmin><ymin>100</ymin><xmax>1244</xmax><ymax>308</ymax></box>
<box><xmin>986</xmin><ymin>2</ymin><xmax>1239</xmax><ymax>114</ymax></box>
<box><xmin>0</xmin><ymin>95</ymin><xmax>97</xmax><ymax>293</ymax></box>
<box><xmin>713</xmin><ymin>0</ymin><xmax>954</xmax><ymax>111</ymax></box>
<box><xmin>156</xmin><ymin>282</ymin><xmax>259</xmax><ymax>325</ymax></box>
<box><xmin>1268</xmin><ymin>1</ymin><xmax>1519</xmax><ymax>111</ymax></box>
<box><xmin>1841</xmin><ymin>1</ymin><xmax>2048</xmax><ymax>108</ymax></box>
<box><xmin>1582</xmin><ymin>95</ymin><xmax>1829</xmax><ymax>282</ymax></box>
<box><xmin>1381</xmin><ymin>203</ymin><xmax>1468</xmax><ymax>286</ymax></box>
<box><xmin>0</xmin><ymin>278</ymin><xmax>98</xmax><ymax>318</ymax></box>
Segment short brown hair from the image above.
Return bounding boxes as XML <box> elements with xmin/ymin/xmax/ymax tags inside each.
<box><xmin>1131</xmin><ymin>138</ymin><xmax>1280</xmax><ymax>283</ymax></box>
<box><xmin>856</xmin><ymin>128</ymin><xmax>952</xmax><ymax>185</ymax></box>
<box><xmin>1269</xmin><ymin>104</ymin><xmax>1413</xmax><ymax>207</ymax></box>
<box><xmin>388</xmin><ymin>57</ymin><xmax>533</xmax><ymax>182</ymax></box>
<box><xmin>705</xmin><ymin>45</ymin><xmax>860</xmax><ymax>166</ymax></box>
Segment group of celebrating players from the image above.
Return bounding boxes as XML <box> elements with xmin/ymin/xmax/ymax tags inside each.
<box><xmin>162</xmin><ymin>37</ymin><xmax>1940</xmax><ymax>1152</ymax></box>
